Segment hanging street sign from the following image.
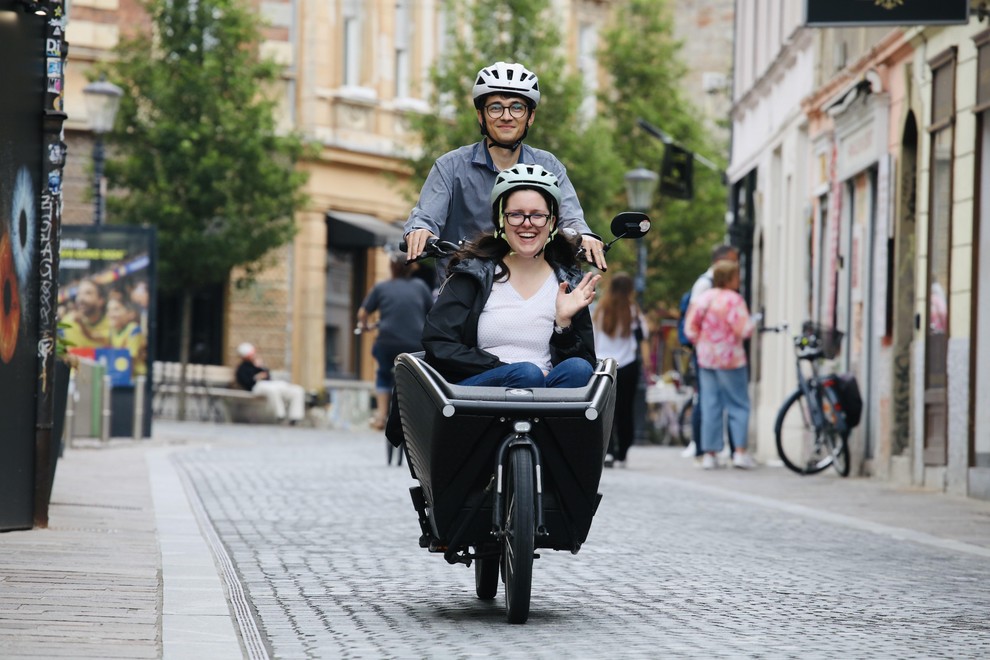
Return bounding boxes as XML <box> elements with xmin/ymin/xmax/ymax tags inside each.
<box><xmin>805</xmin><ymin>0</ymin><xmax>970</xmax><ymax>27</ymax></box>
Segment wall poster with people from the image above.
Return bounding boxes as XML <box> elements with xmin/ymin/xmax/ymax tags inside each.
<box><xmin>58</xmin><ymin>226</ymin><xmax>156</xmax><ymax>437</ymax></box>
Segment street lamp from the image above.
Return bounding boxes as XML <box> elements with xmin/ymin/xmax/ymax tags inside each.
<box><xmin>624</xmin><ymin>167</ymin><xmax>659</xmax><ymax>308</ymax></box>
<box><xmin>625</xmin><ymin>167</ymin><xmax>658</xmax><ymax>447</ymax></box>
<box><xmin>83</xmin><ymin>78</ymin><xmax>123</xmax><ymax>226</ymax></box>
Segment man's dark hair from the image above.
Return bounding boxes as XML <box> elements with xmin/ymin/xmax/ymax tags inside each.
<box><xmin>711</xmin><ymin>244</ymin><xmax>738</xmax><ymax>263</ymax></box>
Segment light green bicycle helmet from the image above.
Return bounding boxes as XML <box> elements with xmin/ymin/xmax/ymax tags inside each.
<box><xmin>490</xmin><ymin>164</ymin><xmax>562</xmax><ymax>237</ymax></box>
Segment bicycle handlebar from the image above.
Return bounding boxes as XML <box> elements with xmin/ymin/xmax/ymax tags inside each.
<box><xmin>399</xmin><ymin>238</ymin><xmax>462</xmax><ymax>264</ymax></box>
<box><xmin>759</xmin><ymin>322</ymin><xmax>789</xmax><ymax>334</ymax></box>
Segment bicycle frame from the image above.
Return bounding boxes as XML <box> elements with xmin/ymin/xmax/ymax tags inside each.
<box><xmin>793</xmin><ymin>347</ymin><xmax>848</xmax><ymax>437</ymax></box>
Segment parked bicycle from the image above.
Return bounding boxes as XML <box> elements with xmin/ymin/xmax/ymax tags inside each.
<box><xmin>762</xmin><ymin>321</ymin><xmax>861</xmax><ymax>477</ymax></box>
<box><xmin>644</xmin><ymin>347</ymin><xmax>694</xmax><ymax>445</ymax></box>
<box><xmin>671</xmin><ymin>347</ymin><xmax>696</xmax><ymax>446</ymax></box>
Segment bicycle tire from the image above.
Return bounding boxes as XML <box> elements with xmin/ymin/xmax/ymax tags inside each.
<box><xmin>676</xmin><ymin>397</ymin><xmax>694</xmax><ymax>446</ymax></box>
<box><xmin>774</xmin><ymin>389</ymin><xmax>833</xmax><ymax>475</ymax></box>
<box><xmin>826</xmin><ymin>431</ymin><xmax>850</xmax><ymax>477</ymax></box>
<box><xmin>822</xmin><ymin>401</ymin><xmax>851</xmax><ymax>478</ymax></box>
<box><xmin>502</xmin><ymin>447</ymin><xmax>534</xmax><ymax>624</ymax></box>
<box><xmin>475</xmin><ymin>553</ymin><xmax>499</xmax><ymax>600</ymax></box>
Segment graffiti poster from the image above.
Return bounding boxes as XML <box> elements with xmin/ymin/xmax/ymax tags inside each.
<box><xmin>0</xmin><ymin>3</ymin><xmax>46</xmax><ymax>530</ymax></box>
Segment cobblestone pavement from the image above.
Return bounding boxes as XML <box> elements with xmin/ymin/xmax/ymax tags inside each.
<box><xmin>171</xmin><ymin>425</ymin><xmax>990</xmax><ymax>659</ymax></box>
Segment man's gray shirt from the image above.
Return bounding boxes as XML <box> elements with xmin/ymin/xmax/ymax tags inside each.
<box><xmin>404</xmin><ymin>140</ymin><xmax>594</xmax><ymax>245</ymax></box>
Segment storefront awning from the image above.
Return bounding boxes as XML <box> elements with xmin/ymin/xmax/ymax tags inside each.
<box><xmin>327</xmin><ymin>211</ymin><xmax>405</xmax><ymax>249</ymax></box>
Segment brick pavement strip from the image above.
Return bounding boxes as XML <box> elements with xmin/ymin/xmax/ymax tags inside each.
<box><xmin>0</xmin><ymin>442</ymin><xmax>161</xmax><ymax>659</ymax></box>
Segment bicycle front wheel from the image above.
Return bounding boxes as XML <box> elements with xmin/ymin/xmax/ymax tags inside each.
<box><xmin>502</xmin><ymin>447</ymin><xmax>534</xmax><ymax>624</ymax></box>
<box><xmin>774</xmin><ymin>389</ymin><xmax>833</xmax><ymax>475</ymax></box>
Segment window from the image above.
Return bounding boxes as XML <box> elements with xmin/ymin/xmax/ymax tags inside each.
<box><xmin>923</xmin><ymin>47</ymin><xmax>956</xmax><ymax>464</ymax></box>
<box><xmin>578</xmin><ymin>23</ymin><xmax>598</xmax><ymax>122</ymax></box>
<box><xmin>343</xmin><ymin>0</ymin><xmax>362</xmax><ymax>87</ymax></box>
<box><xmin>394</xmin><ymin>0</ymin><xmax>412</xmax><ymax>98</ymax></box>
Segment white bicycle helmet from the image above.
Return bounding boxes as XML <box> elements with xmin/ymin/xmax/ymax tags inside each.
<box><xmin>490</xmin><ymin>164</ymin><xmax>562</xmax><ymax>237</ymax></box>
<box><xmin>472</xmin><ymin>61</ymin><xmax>541</xmax><ymax>109</ymax></box>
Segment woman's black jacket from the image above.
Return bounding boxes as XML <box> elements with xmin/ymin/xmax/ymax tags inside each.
<box><xmin>421</xmin><ymin>256</ymin><xmax>597</xmax><ymax>383</ymax></box>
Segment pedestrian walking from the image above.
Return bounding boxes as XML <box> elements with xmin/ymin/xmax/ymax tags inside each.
<box><xmin>357</xmin><ymin>254</ymin><xmax>434</xmax><ymax>430</ymax></box>
<box><xmin>593</xmin><ymin>272</ymin><xmax>647</xmax><ymax>468</ymax></box>
<box><xmin>402</xmin><ymin>61</ymin><xmax>607</xmax><ymax>274</ymax></box>
<box><xmin>684</xmin><ymin>259</ymin><xmax>756</xmax><ymax>469</ymax></box>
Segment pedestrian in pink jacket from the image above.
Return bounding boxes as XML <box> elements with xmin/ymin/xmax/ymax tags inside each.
<box><xmin>684</xmin><ymin>259</ymin><xmax>756</xmax><ymax>469</ymax></box>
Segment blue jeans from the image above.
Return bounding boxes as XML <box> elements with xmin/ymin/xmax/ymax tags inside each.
<box><xmin>373</xmin><ymin>341</ymin><xmax>420</xmax><ymax>393</ymax></box>
<box><xmin>698</xmin><ymin>366</ymin><xmax>749</xmax><ymax>454</ymax></box>
<box><xmin>457</xmin><ymin>358</ymin><xmax>594</xmax><ymax>388</ymax></box>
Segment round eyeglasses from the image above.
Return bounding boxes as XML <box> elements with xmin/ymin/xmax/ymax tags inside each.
<box><xmin>503</xmin><ymin>212</ymin><xmax>551</xmax><ymax>227</ymax></box>
<box><xmin>486</xmin><ymin>102</ymin><xmax>528</xmax><ymax>119</ymax></box>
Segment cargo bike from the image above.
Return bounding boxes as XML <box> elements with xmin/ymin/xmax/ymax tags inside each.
<box><xmin>386</xmin><ymin>213</ymin><xmax>650</xmax><ymax>624</ymax></box>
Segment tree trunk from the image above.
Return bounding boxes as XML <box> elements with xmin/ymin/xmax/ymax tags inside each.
<box><xmin>177</xmin><ymin>289</ymin><xmax>193</xmax><ymax>421</ymax></box>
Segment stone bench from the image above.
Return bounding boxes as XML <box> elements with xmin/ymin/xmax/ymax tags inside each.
<box><xmin>152</xmin><ymin>362</ymin><xmax>379</xmax><ymax>428</ymax></box>
<box><xmin>323</xmin><ymin>378</ymin><xmax>377</xmax><ymax>430</ymax></box>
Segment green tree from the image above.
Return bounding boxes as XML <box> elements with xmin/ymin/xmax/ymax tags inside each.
<box><xmin>599</xmin><ymin>0</ymin><xmax>728</xmax><ymax>307</ymax></box>
<box><xmin>103</xmin><ymin>0</ymin><xmax>308</xmax><ymax>417</ymax></box>
<box><xmin>405</xmin><ymin>0</ymin><xmax>624</xmax><ymax>238</ymax></box>
<box><xmin>406</xmin><ymin>0</ymin><xmax>727</xmax><ymax>312</ymax></box>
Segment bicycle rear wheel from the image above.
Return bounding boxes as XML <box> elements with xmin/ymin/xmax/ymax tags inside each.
<box><xmin>676</xmin><ymin>397</ymin><xmax>694</xmax><ymax>446</ymax></box>
<box><xmin>826</xmin><ymin>430</ymin><xmax>850</xmax><ymax>477</ymax></box>
<box><xmin>774</xmin><ymin>389</ymin><xmax>833</xmax><ymax>475</ymax></box>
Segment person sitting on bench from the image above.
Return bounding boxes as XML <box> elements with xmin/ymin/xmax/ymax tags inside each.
<box><xmin>235</xmin><ymin>342</ymin><xmax>306</xmax><ymax>425</ymax></box>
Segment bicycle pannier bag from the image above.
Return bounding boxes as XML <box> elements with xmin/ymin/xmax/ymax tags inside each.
<box><xmin>825</xmin><ymin>373</ymin><xmax>862</xmax><ymax>429</ymax></box>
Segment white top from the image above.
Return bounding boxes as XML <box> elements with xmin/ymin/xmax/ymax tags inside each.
<box><xmin>691</xmin><ymin>268</ymin><xmax>715</xmax><ymax>298</ymax></box>
<box><xmin>477</xmin><ymin>274</ymin><xmax>557</xmax><ymax>370</ymax></box>
<box><xmin>593</xmin><ymin>306</ymin><xmax>647</xmax><ymax>369</ymax></box>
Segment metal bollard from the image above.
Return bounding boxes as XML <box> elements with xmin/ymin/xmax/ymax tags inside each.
<box><xmin>101</xmin><ymin>374</ymin><xmax>112</xmax><ymax>443</ymax></box>
<box><xmin>64</xmin><ymin>389</ymin><xmax>76</xmax><ymax>452</ymax></box>
<box><xmin>133</xmin><ymin>375</ymin><xmax>145</xmax><ymax>439</ymax></box>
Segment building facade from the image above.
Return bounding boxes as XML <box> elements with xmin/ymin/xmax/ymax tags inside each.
<box><xmin>730</xmin><ymin>0</ymin><xmax>990</xmax><ymax>500</ymax></box>
<box><xmin>61</xmin><ymin>0</ymin><xmax>628</xmax><ymax>389</ymax></box>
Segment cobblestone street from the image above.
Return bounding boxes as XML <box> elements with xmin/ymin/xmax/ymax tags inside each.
<box><xmin>170</xmin><ymin>424</ymin><xmax>990</xmax><ymax>659</ymax></box>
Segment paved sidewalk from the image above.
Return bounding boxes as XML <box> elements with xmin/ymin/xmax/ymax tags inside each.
<box><xmin>1</xmin><ymin>422</ymin><xmax>988</xmax><ymax>659</ymax></box>
<box><xmin>626</xmin><ymin>447</ymin><xmax>990</xmax><ymax>557</ymax></box>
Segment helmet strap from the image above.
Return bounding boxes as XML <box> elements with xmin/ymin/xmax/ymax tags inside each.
<box><xmin>493</xmin><ymin>198</ymin><xmax>506</xmax><ymax>238</ymax></box>
<box><xmin>479</xmin><ymin>111</ymin><xmax>531</xmax><ymax>152</ymax></box>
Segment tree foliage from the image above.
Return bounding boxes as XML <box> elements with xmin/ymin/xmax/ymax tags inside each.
<box><xmin>102</xmin><ymin>0</ymin><xmax>309</xmax><ymax>292</ymax></box>
<box><xmin>406</xmin><ymin>0</ymin><xmax>729</xmax><ymax>309</ymax></box>
<box><xmin>599</xmin><ymin>0</ymin><xmax>728</xmax><ymax>306</ymax></box>
<box><xmin>405</xmin><ymin>0</ymin><xmax>624</xmax><ymax>239</ymax></box>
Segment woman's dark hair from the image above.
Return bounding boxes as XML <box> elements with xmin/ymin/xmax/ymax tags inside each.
<box><xmin>448</xmin><ymin>227</ymin><xmax>581</xmax><ymax>282</ymax></box>
<box><xmin>593</xmin><ymin>272</ymin><xmax>635</xmax><ymax>337</ymax></box>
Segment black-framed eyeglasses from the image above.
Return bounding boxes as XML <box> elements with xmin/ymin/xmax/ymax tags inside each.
<box><xmin>503</xmin><ymin>211</ymin><xmax>551</xmax><ymax>227</ymax></box>
<box><xmin>485</xmin><ymin>102</ymin><xmax>528</xmax><ymax>119</ymax></box>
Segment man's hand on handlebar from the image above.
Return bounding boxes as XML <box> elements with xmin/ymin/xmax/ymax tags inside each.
<box><xmin>580</xmin><ymin>235</ymin><xmax>608</xmax><ymax>271</ymax></box>
<box><xmin>404</xmin><ymin>229</ymin><xmax>437</xmax><ymax>262</ymax></box>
